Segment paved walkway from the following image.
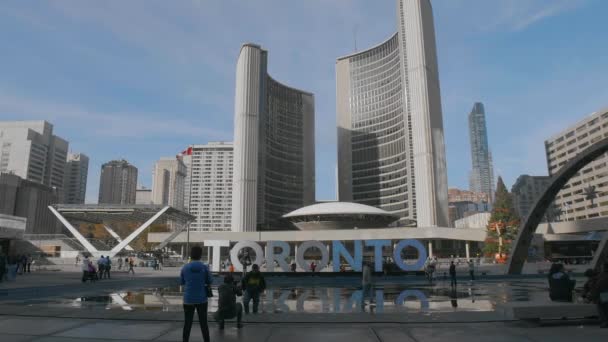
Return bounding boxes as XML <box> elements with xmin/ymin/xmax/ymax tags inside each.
<box><xmin>1</xmin><ymin>316</ymin><xmax>607</xmax><ymax>342</ymax></box>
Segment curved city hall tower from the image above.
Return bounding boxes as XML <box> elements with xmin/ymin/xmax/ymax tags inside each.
<box><xmin>232</xmin><ymin>44</ymin><xmax>315</xmax><ymax>232</ymax></box>
<box><xmin>336</xmin><ymin>0</ymin><xmax>448</xmax><ymax>227</ymax></box>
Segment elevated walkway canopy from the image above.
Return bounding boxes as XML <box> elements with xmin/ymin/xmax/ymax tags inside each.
<box><xmin>49</xmin><ymin>204</ymin><xmax>195</xmax><ymax>258</ymax></box>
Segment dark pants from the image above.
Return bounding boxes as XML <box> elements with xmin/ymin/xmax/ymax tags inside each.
<box><xmin>598</xmin><ymin>303</ymin><xmax>608</xmax><ymax>326</ymax></box>
<box><xmin>469</xmin><ymin>270</ymin><xmax>475</xmax><ymax>280</ymax></box>
<box><xmin>214</xmin><ymin>303</ymin><xmax>243</xmax><ymax>329</ymax></box>
<box><xmin>450</xmin><ymin>274</ymin><xmax>457</xmax><ymax>287</ymax></box>
<box><xmin>243</xmin><ymin>290</ymin><xmax>260</xmax><ymax>313</ymax></box>
<box><xmin>105</xmin><ymin>267</ymin><xmax>111</xmax><ymax>279</ymax></box>
<box><xmin>183</xmin><ymin>303</ymin><xmax>209</xmax><ymax>342</ymax></box>
<box><xmin>98</xmin><ymin>266</ymin><xmax>105</xmax><ymax>279</ymax></box>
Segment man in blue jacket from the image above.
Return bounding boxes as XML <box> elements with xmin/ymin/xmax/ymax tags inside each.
<box><xmin>181</xmin><ymin>246</ymin><xmax>212</xmax><ymax>342</ymax></box>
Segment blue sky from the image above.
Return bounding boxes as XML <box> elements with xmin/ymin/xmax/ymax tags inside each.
<box><xmin>1</xmin><ymin>0</ymin><xmax>607</xmax><ymax>203</ymax></box>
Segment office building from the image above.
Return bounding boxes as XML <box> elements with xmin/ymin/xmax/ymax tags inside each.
<box><xmin>448</xmin><ymin>188</ymin><xmax>490</xmax><ymax>203</ymax></box>
<box><xmin>511</xmin><ymin>175</ymin><xmax>552</xmax><ymax>221</ymax></box>
<box><xmin>545</xmin><ymin>108</ymin><xmax>608</xmax><ymax>221</ymax></box>
<box><xmin>336</xmin><ymin>0</ymin><xmax>448</xmax><ymax>227</ymax></box>
<box><xmin>63</xmin><ymin>153</ymin><xmax>89</xmax><ymax>204</ymax></box>
<box><xmin>0</xmin><ymin>172</ymin><xmax>61</xmax><ymax>234</ymax></box>
<box><xmin>0</xmin><ymin>121</ymin><xmax>68</xmax><ymax>192</ymax></box>
<box><xmin>135</xmin><ymin>185</ymin><xmax>152</xmax><ymax>205</ymax></box>
<box><xmin>232</xmin><ymin>44</ymin><xmax>315</xmax><ymax>232</ymax></box>
<box><xmin>98</xmin><ymin>160</ymin><xmax>138</xmax><ymax>205</ymax></box>
<box><xmin>151</xmin><ymin>156</ymin><xmax>186</xmax><ymax>210</ymax></box>
<box><xmin>182</xmin><ymin>142</ymin><xmax>233</xmax><ymax>232</ymax></box>
<box><xmin>468</xmin><ymin>102</ymin><xmax>495</xmax><ymax>202</ymax></box>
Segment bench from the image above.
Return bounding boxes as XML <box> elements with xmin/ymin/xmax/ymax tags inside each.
<box><xmin>498</xmin><ymin>301</ymin><xmax>598</xmax><ymax>321</ymax></box>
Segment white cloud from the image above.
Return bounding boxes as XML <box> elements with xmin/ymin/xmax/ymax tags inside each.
<box><xmin>0</xmin><ymin>92</ymin><xmax>231</xmax><ymax>140</ymax></box>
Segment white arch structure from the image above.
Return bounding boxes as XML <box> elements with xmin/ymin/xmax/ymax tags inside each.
<box><xmin>48</xmin><ymin>204</ymin><xmax>195</xmax><ymax>258</ymax></box>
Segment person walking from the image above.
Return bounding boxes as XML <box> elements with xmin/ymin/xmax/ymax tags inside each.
<box><xmin>468</xmin><ymin>259</ymin><xmax>475</xmax><ymax>281</ymax></box>
<box><xmin>242</xmin><ymin>264</ymin><xmax>266</xmax><ymax>314</ymax></box>
<box><xmin>449</xmin><ymin>261</ymin><xmax>457</xmax><ymax>287</ymax></box>
<box><xmin>128</xmin><ymin>257</ymin><xmax>135</xmax><ymax>275</ymax></box>
<box><xmin>180</xmin><ymin>246</ymin><xmax>212</xmax><ymax>342</ymax></box>
<box><xmin>105</xmin><ymin>256</ymin><xmax>112</xmax><ymax>279</ymax></box>
<box><xmin>214</xmin><ymin>274</ymin><xmax>243</xmax><ymax>329</ymax></box>
<box><xmin>590</xmin><ymin>262</ymin><xmax>608</xmax><ymax>328</ymax></box>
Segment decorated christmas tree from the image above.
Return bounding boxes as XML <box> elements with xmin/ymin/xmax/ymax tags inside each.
<box><xmin>483</xmin><ymin>176</ymin><xmax>520</xmax><ymax>262</ymax></box>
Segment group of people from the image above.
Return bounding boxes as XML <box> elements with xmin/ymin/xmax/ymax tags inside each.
<box><xmin>80</xmin><ymin>255</ymin><xmax>136</xmax><ymax>282</ymax></box>
<box><xmin>0</xmin><ymin>253</ymin><xmax>34</xmax><ymax>282</ymax></box>
<box><xmin>548</xmin><ymin>262</ymin><xmax>608</xmax><ymax>327</ymax></box>
<box><xmin>180</xmin><ymin>246</ymin><xmax>267</xmax><ymax>342</ymax></box>
<box><xmin>423</xmin><ymin>257</ymin><xmax>478</xmax><ymax>286</ymax></box>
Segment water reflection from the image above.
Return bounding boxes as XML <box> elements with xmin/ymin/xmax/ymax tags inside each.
<box><xmin>63</xmin><ymin>279</ymin><xmax>551</xmax><ymax>314</ymax></box>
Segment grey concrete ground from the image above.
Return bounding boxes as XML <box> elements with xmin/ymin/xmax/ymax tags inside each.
<box><xmin>2</xmin><ymin>266</ymin><xmax>608</xmax><ymax>341</ymax></box>
<box><xmin>1</xmin><ymin>317</ymin><xmax>607</xmax><ymax>342</ymax></box>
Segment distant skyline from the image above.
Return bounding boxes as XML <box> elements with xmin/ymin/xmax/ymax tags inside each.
<box><xmin>1</xmin><ymin>0</ymin><xmax>607</xmax><ymax>203</ymax></box>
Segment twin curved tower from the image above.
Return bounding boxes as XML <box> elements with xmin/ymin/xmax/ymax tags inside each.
<box><xmin>231</xmin><ymin>44</ymin><xmax>315</xmax><ymax>232</ymax></box>
<box><xmin>232</xmin><ymin>0</ymin><xmax>448</xmax><ymax>231</ymax></box>
<box><xmin>337</xmin><ymin>0</ymin><xmax>449</xmax><ymax>227</ymax></box>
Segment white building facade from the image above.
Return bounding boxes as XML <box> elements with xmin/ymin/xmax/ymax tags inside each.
<box><xmin>545</xmin><ymin>107</ymin><xmax>608</xmax><ymax>221</ymax></box>
<box><xmin>183</xmin><ymin>142</ymin><xmax>233</xmax><ymax>232</ymax></box>
<box><xmin>63</xmin><ymin>153</ymin><xmax>89</xmax><ymax>204</ymax></box>
<box><xmin>151</xmin><ymin>156</ymin><xmax>186</xmax><ymax>210</ymax></box>
<box><xmin>232</xmin><ymin>44</ymin><xmax>315</xmax><ymax>232</ymax></box>
<box><xmin>336</xmin><ymin>0</ymin><xmax>448</xmax><ymax>227</ymax></box>
<box><xmin>135</xmin><ymin>185</ymin><xmax>152</xmax><ymax>205</ymax></box>
<box><xmin>0</xmin><ymin>121</ymin><xmax>68</xmax><ymax>192</ymax></box>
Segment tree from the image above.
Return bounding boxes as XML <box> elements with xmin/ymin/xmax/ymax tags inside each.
<box><xmin>483</xmin><ymin>176</ymin><xmax>520</xmax><ymax>261</ymax></box>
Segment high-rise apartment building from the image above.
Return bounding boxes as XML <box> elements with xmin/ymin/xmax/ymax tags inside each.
<box><xmin>0</xmin><ymin>121</ymin><xmax>68</xmax><ymax>192</ymax></box>
<box><xmin>336</xmin><ymin>0</ymin><xmax>448</xmax><ymax>227</ymax></box>
<box><xmin>63</xmin><ymin>153</ymin><xmax>89</xmax><ymax>204</ymax></box>
<box><xmin>183</xmin><ymin>142</ymin><xmax>233</xmax><ymax>232</ymax></box>
<box><xmin>98</xmin><ymin>160</ymin><xmax>138</xmax><ymax>205</ymax></box>
<box><xmin>511</xmin><ymin>175</ymin><xmax>551</xmax><ymax>221</ymax></box>
<box><xmin>545</xmin><ymin>107</ymin><xmax>608</xmax><ymax>221</ymax></box>
<box><xmin>468</xmin><ymin>102</ymin><xmax>495</xmax><ymax>203</ymax></box>
<box><xmin>232</xmin><ymin>44</ymin><xmax>315</xmax><ymax>232</ymax></box>
<box><xmin>151</xmin><ymin>157</ymin><xmax>186</xmax><ymax>210</ymax></box>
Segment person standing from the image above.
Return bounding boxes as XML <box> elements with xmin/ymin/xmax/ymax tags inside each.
<box><xmin>214</xmin><ymin>274</ymin><xmax>243</xmax><ymax>329</ymax></box>
<box><xmin>590</xmin><ymin>262</ymin><xmax>608</xmax><ymax>328</ymax></box>
<box><xmin>290</xmin><ymin>261</ymin><xmax>297</xmax><ymax>272</ymax></box>
<box><xmin>228</xmin><ymin>263</ymin><xmax>235</xmax><ymax>273</ymax></box>
<box><xmin>0</xmin><ymin>248</ymin><xmax>6</xmax><ymax>283</ymax></box>
<box><xmin>180</xmin><ymin>246</ymin><xmax>212</xmax><ymax>342</ymax></box>
<box><xmin>105</xmin><ymin>256</ymin><xmax>112</xmax><ymax>279</ymax></box>
<box><xmin>242</xmin><ymin>264</ymin><xmax>266</xmax><ymax>314</ymax></box>
<box><xmin>310</xmin><ymin>261</ymin><xmax>316</xmax><ymax>273</ymax></box>
<box><xmin>20</xmin><ymin>255</ymin><xmax>27</xmax><ymax>275</ymax></box>
<box><xmin>75</xmin><ymin>255</ymin><xmax>80</xmax><ymax>267</ymax></box>
<box><xmin>468</xmin><ymin>259</ymin><xmax>475</xmax><ymax>281</ymax></box>
<box><xmin>118</xmin><ymin>257</ymin><xmax>123</xmax><ymax>271</ymax></box>
<box><xmin>449</xmin><ymin>261</ymin><xmax>457</xmax><ymax>287</ymax></box>
<box><xmin>97</xmin><ymin>256</ymin><xmax>106</xmax><ymax>279</ymax></box>
<box><xmin>362</xmin><ymin>262</ymin><xmax>373</xmax><ymax>307</ymax></box>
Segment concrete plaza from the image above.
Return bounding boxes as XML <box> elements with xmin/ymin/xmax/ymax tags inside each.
<box><xmin>1</xmin><ymin>267</ymin><xmax>607</xmax><ymax>341</ymax></box>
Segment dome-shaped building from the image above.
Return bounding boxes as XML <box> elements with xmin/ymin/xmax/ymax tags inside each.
<box><xmin>282</xmin><ymin>202</ymin><xmax>400</xmax><ymax>231</ymax></box>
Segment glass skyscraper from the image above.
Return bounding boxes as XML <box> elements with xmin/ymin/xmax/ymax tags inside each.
<box><xmin>468</xmin><ymin>102</ymin><xmax>494</xmax><ymax>203</ymax></box>
<box><xmin>232</xmin><ymin>44</ymin><xmax>315</xmax><ymax>232</ymax></box>
<box><xmin>336</xmin><ymin>0</ymin><xmax>449</xmax><ymax>227</ymax></box>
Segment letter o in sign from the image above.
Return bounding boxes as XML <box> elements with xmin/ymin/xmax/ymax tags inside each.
<box><xmin>230</xmin><ymin>241</ymin><xmax>265</xmax><ymax>272</ymax></box>
<box><xmin>393</xmin><ymin>239</ymin><xmax>427</xmax><ymax>271</ymax></box>
<box><xmin>296</xmin><ymin>241</ymin><xmax>329</xmax><ymax>272</ymax></box>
